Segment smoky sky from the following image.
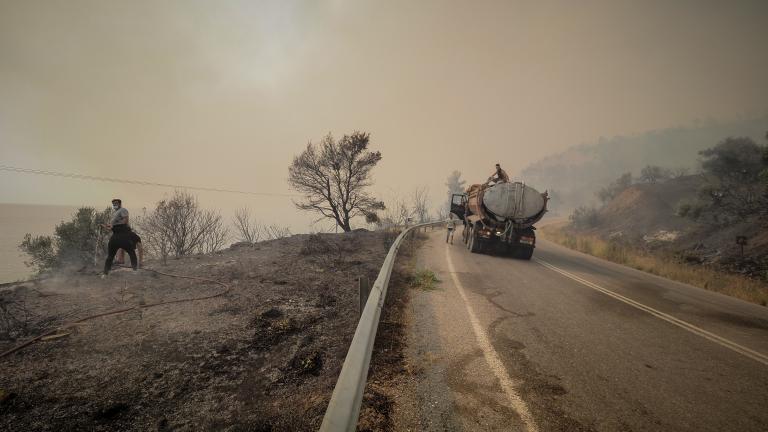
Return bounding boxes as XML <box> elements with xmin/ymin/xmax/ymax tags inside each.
<box><xmin>1</xmin><ymin>0</ymin><xmax>767</xmax><ymax>231</ymax></box>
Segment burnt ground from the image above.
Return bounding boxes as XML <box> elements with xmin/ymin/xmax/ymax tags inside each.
<box><xmin>0</xmin><ymin>230</ymin><xmax>422</xmax><ymax>432</ymax></box>
<box><xmin>357</xmin><ymin>233</ymin><xmax>425</xmax><ymax>432</ymax></box>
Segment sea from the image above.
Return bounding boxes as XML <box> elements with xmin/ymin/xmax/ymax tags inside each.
<box><xmin>0</xmin><ymin>203</ymin><xmax>80</xmax><ymax>283</ymax></box>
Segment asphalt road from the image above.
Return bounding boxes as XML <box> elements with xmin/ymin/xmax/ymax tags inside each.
<box><xmin>397</xmin><ymin>228</ymin><xmax>768</xmax><ymax>432</ymax></box>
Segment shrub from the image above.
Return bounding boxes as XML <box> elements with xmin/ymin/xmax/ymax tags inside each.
<box><xmin>300</xmin><ymin>234</ymin><xmax>342</xmax><ymax>267</ymax></box>
<box><xmin>597</xmin><ymin>172</ymin><xmax>633</xmax><ymax>204</ymax></box>
<box><xmin>18</xmin><ymin>234</ymin><xmax>56</xmax><ymax>275</ymax></box>
<box><xmin>409</xmin><ymin>268</ymin><xmax>440</xmax><ymax>291</ymax></box>
<box><xmin>18</xmin><ymin>207</ymin><xmax>111</xmax><ymax>275</ymax></box>
<box><xmin>138</xmin><ymin>190</ymin><xmax>229</xmax><ymax>262</ymax></box>
<box><xmin>569</xmin><ymin>206</ymin><xmax>600</xmax><ymax>229</ymax></box>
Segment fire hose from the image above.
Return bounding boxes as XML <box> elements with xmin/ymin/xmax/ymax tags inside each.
<box><xmin>0</xmin><ymin>268</ymin><xmax>230</xmax><ymax>359</ymax></box>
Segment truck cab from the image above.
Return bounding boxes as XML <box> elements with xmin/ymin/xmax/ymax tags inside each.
<box><xmin>450</xmin><ymin>193</ymin><xmax>467</xmax><ymax>221</ymax></box>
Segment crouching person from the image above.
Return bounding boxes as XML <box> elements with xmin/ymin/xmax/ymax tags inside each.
<box><xmin>116</xmin><ymin>231</ymin><xmax>143</xmax><ymax>268</ymax></box>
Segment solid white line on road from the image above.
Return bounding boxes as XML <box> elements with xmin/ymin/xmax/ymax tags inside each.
<box><xmin>446</xmin><ymin>246</ymin><xmax>539</xmax><ymax>432</ymax></box>
<box><xmin>535</xmin><ymin>258</ymin><xmax>768</xmax><ymax>367</ymax></box>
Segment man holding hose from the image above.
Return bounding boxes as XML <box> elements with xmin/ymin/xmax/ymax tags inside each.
<box><xmin>102</xmin><ymin>198</ymin><xmax>138</xmax><ymax>276</ymax></box>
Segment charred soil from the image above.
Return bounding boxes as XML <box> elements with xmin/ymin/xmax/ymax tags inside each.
<box><xmin>0</xmin><ymin>230</ymin><xmax>416</xmax><ymax>431</ymax></box>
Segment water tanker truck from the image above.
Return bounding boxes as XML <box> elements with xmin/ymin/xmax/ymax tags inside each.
<box><xmin>450</xmin><ymin>181</ymin><xmax>548</xmax><ymax>259</ymax></box>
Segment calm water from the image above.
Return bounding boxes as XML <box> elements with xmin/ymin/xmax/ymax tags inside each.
<box><xmin>0</xmin><ymin>203</ymin><xmax>80</xmax><ymax>283</ymax></box>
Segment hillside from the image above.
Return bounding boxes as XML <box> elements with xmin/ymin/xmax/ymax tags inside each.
<box><xmin>588</xmin><ymin>176</ymin><xmax>701</xmax><ymax>242</ymax></box>
<box><xmin>520</xmin><ymin>116</ymin><xmax>768</xmax><ymax>211</ymax></box>
<box><xmin>568</xmin><ymin>175</ymin><xmax>768</xmax><ymax>279</ymax></box>
<box><xmin>0</xmin><ymin>231</ymin><xmax>418</xmax><ymax>431</ymax></box>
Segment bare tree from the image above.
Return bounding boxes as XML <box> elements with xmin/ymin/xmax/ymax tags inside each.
<box><xmin>669</xmin><ymin>167</ymin><xmax>690</xmax><ymax>179</ymax></box>
<box><xmin>288</xmin><ymin>131</ymin><xmax>385</xmax><ymax>232</ymax></box>
<box><xmin>435</xmin><ymin>206</ymin><xmax>449</xmax><ymax>221</ymax></box>
<box><xmin>378</xmin><ymin>195</ymin><xmax>411</xmax><ymax>228</ymax></box>
<box><xmin>263</xmin><ymin>224</ymin><xmax>292</xmax><ymax>240</ymax></box>
<box><xmin>411</xmin><ymin>186</ymin><xmax>431</xmax><ymax>223</ymax></box>
<box><xmin>445</xmin><ymin>170</ymin><xmax>466</xmax><ymax>211</ymax></box>
<box><xmin>232</xmin><ymin>207</ymin><xmax>262</xmax><ymax>243</ymax></box>
<box><xmin>198</xmin><ymin>219</ymin><xmax>229</xmax><ymax>254</ymax></box>
<box><xmin>138</xmin><ymin>190</ymin><xmax>229</xmax><ymax>262</ymax></box>
<box><xmin>639</xmin><ymin>165</ymin><xmax>670</xmax><ymax>183</ymax></box>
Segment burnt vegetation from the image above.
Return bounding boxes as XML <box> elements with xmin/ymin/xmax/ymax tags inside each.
<box><xmin>137</xmin><ymin>190</ymin><xmax>230</xmax><ymax>263</ymax></box>
<box><xmin>2</xmin><ymin>230</ymin><xmax>407</xmax><ymax>431</ymax></box>
<box><xmin>288</xmin><ymin>131</ymin><xmax>386</xmax><ymax>232</ymax></box>
<box><xmin>552</xmin><ymin>132</ymin><xmax>768</xmax><ymax>304</ymax></box>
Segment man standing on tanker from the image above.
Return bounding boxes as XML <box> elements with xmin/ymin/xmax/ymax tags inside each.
<box><xmin>102</xmin><ymin>198</ymin><xmax>138</xmax><ymax>276</ymax></box>
<box><xmin>488</xmin><ymin>163</ymin><xmax>510</xmax><ymax>184</ymax></box>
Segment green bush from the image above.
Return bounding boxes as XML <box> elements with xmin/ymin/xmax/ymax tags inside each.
<box><xmin>409</xmin><ymin>268</ymin><xmax>440</xmax><ymax>291</ymax></box>
<box><xmin>18</xmin><ymin>207</ymin><xmax>111</xmax><ymax>275</ymax></box>
<box><xmin>18</xmin><ymin>234</ymin><xmax>57</xmax><ymax>275</ymax></box>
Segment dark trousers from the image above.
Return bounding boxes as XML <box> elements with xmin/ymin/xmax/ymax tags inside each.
<box><xmin>104</xmin><ymin>226</ymin><xmax>137</xmax><ymax>274</ymax></box>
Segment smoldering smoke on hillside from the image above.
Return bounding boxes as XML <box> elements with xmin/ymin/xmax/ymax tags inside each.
<box><xmin>520</xmin><ymin>116</ymin><xmax>768</xmax><ymax>212</ymax></box>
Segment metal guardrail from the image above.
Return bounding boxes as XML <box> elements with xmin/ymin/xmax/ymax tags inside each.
<box><xmin>320</xmin><ymin>220</ymin><xmax>446</xmax><ymax>431</ymax></box>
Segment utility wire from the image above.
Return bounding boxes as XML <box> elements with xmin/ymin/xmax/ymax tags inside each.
<box><xmin>0</xmin><ymin>164</ymin><xmax>299</xmax><ymax>197</ymax></box>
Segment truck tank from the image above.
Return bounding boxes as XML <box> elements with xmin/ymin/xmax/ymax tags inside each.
<box><xmin>466</xmin><ymin>182</ymin><xmax>547</xmax><ymax>228</ymax></box>
<box><xmin>453</xmin><ymin>181</ymin><xmax>548</xmax><ymax>259</ymax></box>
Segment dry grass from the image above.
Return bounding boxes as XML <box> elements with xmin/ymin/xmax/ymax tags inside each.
<box><xmin>540</xmin><ymin>223</ymin><xmax>768</xmax><ymax>307</ymax></box>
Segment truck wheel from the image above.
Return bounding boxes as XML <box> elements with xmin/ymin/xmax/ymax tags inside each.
<box><xmin>469</xmin><ymin>230</ymin><xmax>482</xmax><ymax>254</ymax></box>
<box><xmin>467</xmin><ymin>228</ymin><xmax>473</xmax><ymax>251</ymax></box>
<box><xmin>466</xmin><ymin>227</ymin><xmax>473</xmax><ymax>250</ymax></box>
<box><xmin>517</xmin><ymin>247</ymin><xmax>534</xmax><ymax>260</ymax></box>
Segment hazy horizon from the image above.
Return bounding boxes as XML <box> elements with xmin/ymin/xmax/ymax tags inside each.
<box><xmin>2</xmin><ymin>0</ymin><xmax>767</xmax><ymax>231</ymax></box>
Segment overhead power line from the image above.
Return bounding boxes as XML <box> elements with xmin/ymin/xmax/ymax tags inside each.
<box><xmin>0</xmin><ymin>165</ymin><xmax>298</xmax><ymax>197</ymax></box>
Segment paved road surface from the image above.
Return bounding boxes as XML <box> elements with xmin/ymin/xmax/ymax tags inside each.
<box><xmin>396</xmin><ymin>229</ymin><xmax>768</xmax><ymax>431</ymax></box>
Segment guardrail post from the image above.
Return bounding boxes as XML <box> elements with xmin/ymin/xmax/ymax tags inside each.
<box><xmin>358</xmin><ymin>276</ymin><xmax>371</xmax><ymax>317</ymax></box>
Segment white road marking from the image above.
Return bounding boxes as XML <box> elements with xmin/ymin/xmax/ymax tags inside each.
<box><xmin>535</xmin><ymin>258</ymin><xmax>768</xmax><ymax>366</ymax></box>
<box><xmin>446</xmin><ymin>247</ymin><xmax>539</xmax><ymax>432</ymax></box>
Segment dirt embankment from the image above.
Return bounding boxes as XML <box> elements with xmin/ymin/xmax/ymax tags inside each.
<box><xmin>544</xmin><ymin>176</ymin><xmax>768</xmax><ymax>305</ymax></box>
<box><xmin>596</xmin><ymin>176</ymin><xmax>700</xmax><ymax>239</ymax></box>
<box><xmin>580</xmin><ymin>176</ymin><xmax>768</xmax><ymax>274</ymax></box>
<box><xmin>0</xmin><ymin>230</ymin><xmax>420</xmax><ymax>431</ymax></box>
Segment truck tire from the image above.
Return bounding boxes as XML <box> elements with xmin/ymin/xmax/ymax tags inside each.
<box><xmin>469</xmin><ymin>229</ymin><xmax>482</xmax><ymax>254</ymax></box>
<box><xmin>516</xmin><ymin>246</ymin><xmax>534</xmax><ymax>260</ymax></box>
<box><xmin>466</xmin><ymin>227</ymin><xmax>473</xmax><ymax>250</ymax></box>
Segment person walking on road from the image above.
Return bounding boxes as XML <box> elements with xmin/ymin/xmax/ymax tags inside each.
<box><xmin>102</xmin><ymin>198</ymin><xmax>138</xmax><ymax>276</ymax></box>
<box><xmin>446</xmin><ymin>216</ymin><xmax>456</xmax><ymax>244</ymax></box>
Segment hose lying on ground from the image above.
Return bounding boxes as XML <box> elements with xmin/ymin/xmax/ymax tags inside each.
<box><xmin>0</xmin><ymin>268</ymin><xmax>230</xmax><ymax>359</ymax></box>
